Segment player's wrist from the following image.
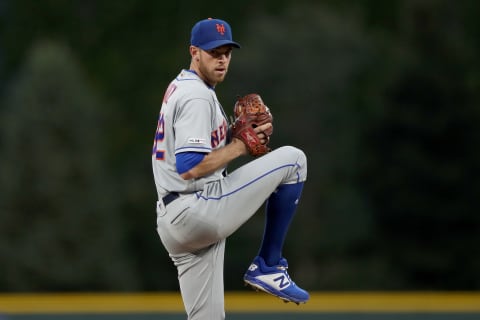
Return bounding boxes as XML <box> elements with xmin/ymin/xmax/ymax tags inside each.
<box><xmin>231</xmin><ymin>138</ymin><xmax>249</xmax><ymax>156</ymax></box>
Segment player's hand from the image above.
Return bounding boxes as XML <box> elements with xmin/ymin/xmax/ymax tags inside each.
<box><xmin>254</xmin><ymin>123</ymin><xmax>272</xmax><ymax>145</ymax></box>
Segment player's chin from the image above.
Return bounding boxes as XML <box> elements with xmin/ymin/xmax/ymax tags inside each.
<box><xmin>214</xmin><ymin>69</ymin><xmax>227</xmax><ymax>80</ymax></box>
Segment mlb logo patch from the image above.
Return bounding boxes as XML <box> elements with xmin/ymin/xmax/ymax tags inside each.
<box><xmin>188</xmin><ymin>137</ymin><xmax>206</xmax><ymax>144</ymax></box>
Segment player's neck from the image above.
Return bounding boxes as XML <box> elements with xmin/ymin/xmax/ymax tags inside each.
<box><xmin>186</xmin><ymin>69</ymin><xmax>216</xmax><ymax>90</ymax></box>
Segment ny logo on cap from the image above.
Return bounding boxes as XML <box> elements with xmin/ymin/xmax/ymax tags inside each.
<box><xmin>216</xmin><ymin>23</ymin><xmax>226</xmax><ymax>35</ymax></box>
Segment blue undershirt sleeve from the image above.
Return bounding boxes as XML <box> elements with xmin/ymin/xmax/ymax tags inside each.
<box><xmin>176</xmin><ymin>152</ymin><xmax>206</xmax><ymax>174</ymax></box>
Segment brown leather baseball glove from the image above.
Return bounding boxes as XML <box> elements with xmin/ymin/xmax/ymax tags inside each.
<box><xmin>231</xmin><ymin>93</ymin><xmax>273</xmax><ymax>157</ymax></box>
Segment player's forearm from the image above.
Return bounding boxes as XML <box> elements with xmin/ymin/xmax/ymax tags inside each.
<box><xmin>180</xmin><ymin>139</ymin><xmax>247</xmax><ymax>180</ymax></box>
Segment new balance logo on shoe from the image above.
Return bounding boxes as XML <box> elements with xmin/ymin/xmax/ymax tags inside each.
<box><xmin>248</xmin><ymin>264</ymin><xmax>258</xmax><ymax>272</ymax></box>
<box><xmin>273</xmin><ymin>275</ymin><xmax>290</xmax><ymax>289</ymax></box>
<box><xmin>255</xmin><ymin>273</ymin><xmax>291</xmax><ymax>291</ymax></box>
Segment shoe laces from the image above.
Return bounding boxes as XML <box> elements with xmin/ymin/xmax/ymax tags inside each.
<box><xmin>276</xmin><ymin>265</ymin><xmax>295</xmax><ymax>284</ymax></box>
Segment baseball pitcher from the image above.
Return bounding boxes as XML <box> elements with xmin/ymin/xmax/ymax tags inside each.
<box><xmin>152</xmin><ymin>17</ymin><xmax>309</xmax><ymax>320</ymax></box>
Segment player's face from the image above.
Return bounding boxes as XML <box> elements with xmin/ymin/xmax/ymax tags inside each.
<box><xmin>197</xmin><ymin>45</ymin><xmax>233</xmax><ymax>87</ymax></box>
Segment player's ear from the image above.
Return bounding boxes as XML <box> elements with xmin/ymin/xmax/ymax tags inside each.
<box><xmin>190</xmin><ymin>46</ymin><xmax>200</xmax><ymax>61</ymax></box>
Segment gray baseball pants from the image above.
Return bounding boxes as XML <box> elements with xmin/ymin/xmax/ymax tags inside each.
<box><xmin>156</xmin><ymin>146</ymin><xmax>307</xmax><ymax>319</ymax></box>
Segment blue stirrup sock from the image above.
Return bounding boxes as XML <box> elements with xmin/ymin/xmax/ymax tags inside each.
<box><xmin>258</xmin><ymin>182</ymin><xmax>304</xmax><ymax>267</ymax></box>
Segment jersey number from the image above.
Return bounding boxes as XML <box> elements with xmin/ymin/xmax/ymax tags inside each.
<box><xmin>153</xmin><ymin>83</ymin><xmax>177</xmax><ymax>160</ymax></box>
<box><xmin>152</xmin><ymin>113</ymin><xmax>165</xmax><ymax>160</ymax></box>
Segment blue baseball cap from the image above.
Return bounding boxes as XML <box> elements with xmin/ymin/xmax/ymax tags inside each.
<box><xmin>190</xmin><ymin>18</ymin><xmax>241</xmax><ymax>50</ymax></box>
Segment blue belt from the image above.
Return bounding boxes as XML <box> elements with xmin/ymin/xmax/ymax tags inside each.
<box><xmin>162</xmin><ymin>192</ymin><xmax>180</xmax><ymax>206</ymax></box>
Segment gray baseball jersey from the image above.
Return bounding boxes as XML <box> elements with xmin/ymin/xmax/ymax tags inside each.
<box><xmin>152</xmin><ymin>69</ymin><xmax>228</xmax><ymax>196</ymax></box>
<box><xmin>152</xmin><ymin>69</ymin><xmax>307</xmax><ymax>319</ymax></box>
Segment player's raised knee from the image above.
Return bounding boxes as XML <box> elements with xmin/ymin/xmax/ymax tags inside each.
<box><xmin>276</xmin><ymin>146</ymin><xmax>306</xmax><ymax>163</ymax></box>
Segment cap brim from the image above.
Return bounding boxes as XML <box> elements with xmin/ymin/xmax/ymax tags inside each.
<box><xmin>198</xmin><ymin>40</ymin><xmax>241</xmax><ymax>50</ymax></box>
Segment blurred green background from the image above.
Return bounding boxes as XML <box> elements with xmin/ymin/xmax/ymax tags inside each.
<box><xmin>0</xmin><ymin>0</ymin><xmax>479</xmax><ymax>293</ymax></box>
